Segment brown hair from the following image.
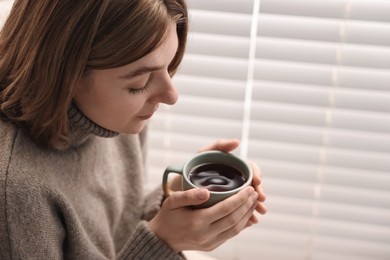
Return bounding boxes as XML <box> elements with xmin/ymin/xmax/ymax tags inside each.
<box><xmin>0</xmin><ymin>0</ymin><xmax>188</xmax><ymax>149</ymax></box>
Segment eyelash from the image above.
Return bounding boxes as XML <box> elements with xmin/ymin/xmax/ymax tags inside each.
<box><xmin>128</xmin><ymin>85</ymin><xmax>150</xmax><ymax>95</ymax></box>
<box><xmin>128</xmin><ymin>75</ymin><xmax>152</xmax><ymax>95</ymax></box>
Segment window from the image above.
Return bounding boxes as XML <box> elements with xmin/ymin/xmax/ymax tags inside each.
<box><xmin>148</xmin><ymin>0</ymin><xmax>390</xmax><ymax>259</ymax></box>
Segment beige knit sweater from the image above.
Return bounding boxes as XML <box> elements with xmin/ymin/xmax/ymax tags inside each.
<box><xmin>0</xmin><ymin>105</ymin><xmax>183</xmax><ymax>259</ymax></box>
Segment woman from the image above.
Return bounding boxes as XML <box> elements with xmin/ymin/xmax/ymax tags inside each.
<box><xmin>0</xmin><ymin>0</ymin><xmax>266</xmax><ymax>259</ymax></box>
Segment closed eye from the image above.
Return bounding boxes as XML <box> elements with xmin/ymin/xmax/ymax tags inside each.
<box><xmin>128</xmin><ymin>85</ymin><xmax>150</xmax><ymax>95</ymax></box>
<box><xmin>128</xmin><ymin>74</ymin><xmax>153</xmax><ymax>95</ymax></box>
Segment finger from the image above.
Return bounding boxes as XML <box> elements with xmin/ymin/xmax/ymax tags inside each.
<box><xmin>248</xmin><ymin>160</ymin><xmax>262</xmax><ymax>186</ymax></box>
<box><xmin>213</xmin><ymin>199</ymin><xmax>257</xmax><ymax>242</ymax></box>
<box><xmin>165</xmin><ymin>189</ymin><xmax>210</xmax><ymax>210</ymax></box>
<box><xmin>256</xmin><ymin>200</ymin><xmax>267</xmax><ymax>215</ymax></box>
<box><xmin>252</xmin><ymin>173</ymin><xmax>261</xmax><ymax>187</ymax></box>
<box><xmin>247</xmin><ymin>161</ymin><xmax>267</xmax><ymax>203</ymax></box>
<box><xmin>249</xmin><ymin>213</ymin><xmax>259</xmax><ymax>224</ymax></box>
<box><xmin>206</xmin><ymin>186</ymin><xmax>257</xmax><ymax>223</ymax></box>
<box><xmin>256</xmin><ymin>185</ymin><xmax>267</xmax><ymax>203</ymax></box>
<box><xmin>198</xmin><ymin>139</ymin><xmax>240</xmax><ymax>153</ymax></box>
<box><xmin>168</xmin><ymin>175</ymin><xmax>183</xmax><ymax>192</ymax></box>
<box><xmin>245</xmin><ymin>221</ymin><xmax>253</xmax><ymax>228</ymax></box>
<box><xmin>211</xmin><ymin>191</ymin><xmax>257</xmax><ymax>232</ymax></box>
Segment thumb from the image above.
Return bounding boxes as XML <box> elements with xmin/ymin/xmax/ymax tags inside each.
<box><xmin>198</xmin><ymin>139</ymin><xmax>240</xmax><ymax>153</ymax></box>
<box><xmin>166</xmin><ymin>189</ymin><xmax>210</xmax><ymax>209</ymax></box>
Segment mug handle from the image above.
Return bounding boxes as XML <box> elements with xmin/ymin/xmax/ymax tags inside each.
<box><xmin>162</xmin><ymin>166</ymin><xmax>183</xmax><ymax>199</ymax></box>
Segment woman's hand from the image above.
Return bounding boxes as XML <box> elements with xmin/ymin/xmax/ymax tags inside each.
<box><xmin>247</xmin><ymin>160</ymin><xmax>267</xmax><ymax>224</ymax></box>
<box><xmin>148</xmin><ymin>186</ymin><xmax>259</xmax><ymax>252</ymax></box>
<box><xmin>198</xmin><ymin>139</ymin><xmax>267</xmax><ymax>223</ymax></box>
<box><xmin>150</xmin><ymin>139</ymin><xmax>267</xmax><ymax>252</ymax></box>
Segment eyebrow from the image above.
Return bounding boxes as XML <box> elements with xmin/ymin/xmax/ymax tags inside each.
<box><xmin>120</xmin><ymin>65</ymin><xmax>164</xmax><ymax>79</ymax></box>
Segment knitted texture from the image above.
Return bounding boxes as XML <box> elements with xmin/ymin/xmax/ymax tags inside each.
<box><xmin>0</xmin><ymin>106</ymin><xmax>184</xmax><ymax>259</ymax></box>
<box><xmin>68</xmin><ymin>103</ymin><xmax>119</xmax><ymax>138</ymax></box>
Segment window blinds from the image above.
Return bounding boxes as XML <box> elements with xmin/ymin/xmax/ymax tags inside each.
<box><xmin>147</xmin><ymin>0</ymin><xmax>390</xmax><ymax>260</ymax></box>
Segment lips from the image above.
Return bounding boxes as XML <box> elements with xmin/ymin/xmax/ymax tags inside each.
<box><xmin>137</xmin><ymin>113</ymin><xmax>154</xmax><ymax>120</ymax></box>
<box><xmin>138</xmin><ymin>106</ymin><xmax>159</xmax><ymax>120</ymax></box>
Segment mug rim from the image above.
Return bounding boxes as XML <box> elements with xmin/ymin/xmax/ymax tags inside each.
<box><xmin>182</xmin><ymin>151</ymin><xmax>253</xmax><ymax>194</ymax></box>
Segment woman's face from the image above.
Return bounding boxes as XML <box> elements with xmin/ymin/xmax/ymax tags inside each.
<box><xmin>73</xmin><ymin>22</ymin><xmax>179</xmax><ymax>134</ymax></box>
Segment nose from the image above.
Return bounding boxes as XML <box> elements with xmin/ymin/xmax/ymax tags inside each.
<box><xmin>152</xmin><ymin>72</ymin><xmax>178</xmax><ymax>105</ymax></box>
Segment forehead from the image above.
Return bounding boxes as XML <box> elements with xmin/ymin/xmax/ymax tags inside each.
<box><xmin>85</xmin><ymin>22</ymin><xmax>179</xmax><ymax>79</ymax></box>
<box><xmin>115</xmin><ymin>22</ymin><xmax>179</xmax><ymax>75</ymax></box>
<box><xmin>135</xmin><ymin>22</ymin><xmax>178</xmax><ymax>66</ymax></box>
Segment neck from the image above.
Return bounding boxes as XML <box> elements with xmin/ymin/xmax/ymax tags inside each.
<box><xmin>68</xmin><ymin>103</ymin><xmax>119</xmax><ymax>142</ymax></box>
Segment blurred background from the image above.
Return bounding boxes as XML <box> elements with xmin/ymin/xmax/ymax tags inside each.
<box><xmin>1</xmin><ymin>0</ymin><xmax>388</xmax><ymax>259</ymax></box>
<box><xmin>146</xmin><ymin>0</ymin><xmax>390</xmax><ymax>260</ymax></box>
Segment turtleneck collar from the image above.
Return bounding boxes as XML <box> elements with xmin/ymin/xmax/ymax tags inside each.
<box><xmin>67</xmin><ymin>103</ymin><xmax>119</xmax><ymax>144</ymax></box>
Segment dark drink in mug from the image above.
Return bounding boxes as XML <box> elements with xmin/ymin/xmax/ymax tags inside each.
<box><xmin>189</xmin><ymin>163</ymin><xmax>247</xmax><ymax>192</ymax></box>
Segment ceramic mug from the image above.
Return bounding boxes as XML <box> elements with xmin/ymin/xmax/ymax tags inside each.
<box><xmin>162</xmin><ymin>151</ymin><xmax>253</xmax><ymax>208</ymax></box>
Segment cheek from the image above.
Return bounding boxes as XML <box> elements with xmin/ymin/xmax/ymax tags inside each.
<box><xmin>74</xmin><ymin>73</ymin><xmax>149</xmax><ymax>132</ymax></box>
<box><xmin>92</xmin><ymin>97</ymin><xmax>144</xmax><ymax>133</ymax></box>
<box><xmin>109</xmin><ymin>95</ymin><xmax>146</xmax><ymax>120</ymax></box>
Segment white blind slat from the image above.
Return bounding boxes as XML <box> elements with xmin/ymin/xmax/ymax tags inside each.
<box><xmin>180</xmin><ymin>54</ymin><xmax>248</xmax><ymax>80</ymax></box>
<box><xmin>188</xmin><ymin>0</ymin><xmax>254</xmax><ymax>14</ymax></box>
<box><xmin>187</xmin><ymin>33</ymin><xmax>250</xmax><ymax>59</ymax></box>
<box><xmin>190</xmin><ymin>10</ymin><xmax>252</xmax><ymax>37</ymax></box>
<box><xmin>256</xmin><ymin>37</ymin><xmax>390</xmax><ymax>69</ymax></box>
<box><xmin>173</xmin><ymin>75</ymin><xmax>246</xmax><ymax>100</ymax></box>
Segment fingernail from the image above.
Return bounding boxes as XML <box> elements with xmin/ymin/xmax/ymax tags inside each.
<box><xmin>247</xmin><ymin>187</ymin><xmax>254</xmax><ymax>195</ymax></box>
<box><xmin>196</xmin><ymin>189</ymin><xmax>208</xmax><ymax>200</ymax></box>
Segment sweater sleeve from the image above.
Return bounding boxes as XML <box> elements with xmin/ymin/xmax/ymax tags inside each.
<box><xmin>118</xmin><ymin>221</ymin><xmax>185</xmax><ymax>260</ymax></box>
<box><xmin>1</xmin><ymin>178</ymin><xmax>185</xmax><ymax>260</ymax></box>
<box><xmin>141</xmin><ymin>185</ymin><xmax>164</xmax><ymax>221</ymax></box>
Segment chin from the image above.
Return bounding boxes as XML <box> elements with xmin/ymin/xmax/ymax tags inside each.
<box><xmin>120</xmin><ymin>123</ymin><xmax>146</xmax><ymax>135</ymax></box>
